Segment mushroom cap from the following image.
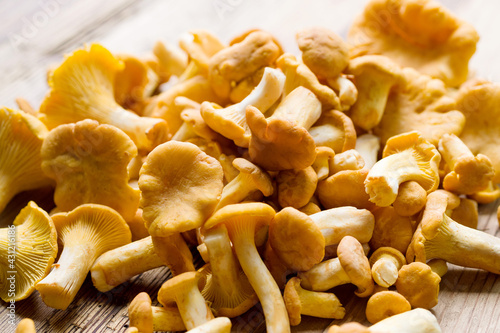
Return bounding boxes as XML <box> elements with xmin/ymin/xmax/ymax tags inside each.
<box><xmin>392</xmin><ymin>181</ymin><xmax>427</xmax><ymax>217</ymax></box>
<box><xmin>468</xmin><ymin>182</ymin><xmax>500</xmax><ymax>204</ymax></box>
<box><xmin>269</xmin><ymin>207</ymin><xmax>325</xmax><ymax>271</ymax></box>
<box><xmin>348</xmin><ymin>0</ymin><xmax>479</xmax><ymax>86</ymax></box>
<box><xmin>232</xmin><ymin>158</ymin><xmax>274</xmax><ymax>197</ymax></box>
<box><xmin>296</xmin><ymin>27</ymin><xmax>349</xmax><ymax>79</ymax></box>
<box><xmin>337</xmin><ymin>236</ymin><xmax>374</xmax><ymax>297</ymax></box>
<box><xmin>0</xmin><ymin>107</ymin><xmax>52</xmax><ymax>213</ymax></box>
<box><xmin>348</xmin><ymin>55</ymin><xmax>402</xmax><ymax>81</ymax></box>
<box><xmin>204</xmin><ymin>202</ymin><xmax>275</xmax><ymax>234</ymax></box>
<box><xmin>0</xmin><ymin>202</ymin><xmax>57</xmax><ymax>302</ymax></box>
<box><xmin>451</xmin><ymin>198</ymin><xmax>478</xmax><ymax>229</ymax></box>
<box><xmin>158</xmin><ymin>271</ymin><xmax>205</xmax><ymax>307</ymax></box>
<box><xmin>370</xmin><ymin>207</ymin><xmax>414</xmax><ymax>254</ymax></box>
<box><xmin>309</xmin><ymin>110</ymin><xmax>357</xmax><ymax>154</ymax></box>
<box><xmin>41</xmin><ymin>119</ymin><xmax>140</xmax><ymax>221</ymax></box>
<box><xmin>128</xmin><ymin>292</ymin><xmax>154</xmax><ymax>333</ymax></box>
<box><xmin>15</xmin><ymin>318</ymin><xmax>36</xmax><ymax>333</ymax></box>
<box><xmin>312</xmin><ymin>146</ymin><xmax>335</xmax><ymax>181</ymax></box>
<box><xmin>365</xmin><ymin>291</ymin><xmax>411</xmax><ymax>324</ymax></box>
<box><xmin>396</xmin><ymin>262</ymin><xmax>440</xmax><ymax>309</ymax></box>
<box><xmin>246</xmin><ymin>105</ymin><xmax>317</xmax><ymax>171</ymax></box>
<box><xmin>139</xmin><ymin>141</ymin><xmax>223</xmax><ymax>237</ymax></box>
<box><xmin>277</xmin><ymin>166</ymin><xmax>318</xmax><ymax>209</ymax></box>
<box><xmin>369</xmin><ymin>247</ymin><xmax>406</xmax><ymax>287</ymax></box>
<box><xmin>283</xmin><ymin>277</ymin><xmax>303</xmax><ymax>326</ymax></box>
<box><xmin>327</xmin><ymin>323</ymin><xmax>370</xmax><ymax>333</ymax></box>
<box><xmin>370</xmin><ymin>247</ymin><xmax>406</xmax><ymax>267</ymax></box>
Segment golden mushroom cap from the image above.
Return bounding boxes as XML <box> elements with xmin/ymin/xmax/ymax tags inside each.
<box><xmin>337</xmin><ymin>236</ymin><xmax>374</xmax><ymax>297</ymax></box>
<box><xmin>128</xmin><ymin>292</ymin><xmax>154</xmax><ymax>333</ymax></box>
<box><xmin>15</xmin><ymin>318</ymin><xmax>36</xmax><ymax>333</ymax></box>
<box><xmin>365</xmin><ymin>291</ymin><xmax>411</xmax><ymax>324</ymax></box>
<box><xmin>396</xmin><ymin>262</ymin><xmax>440</xmax><ymax>309</ymax></box>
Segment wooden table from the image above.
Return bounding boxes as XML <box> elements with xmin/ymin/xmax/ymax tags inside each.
<box><xmin>1</xmin><ymin>0</ymin><xmax>500</xmax><ymax>332</ymax></box>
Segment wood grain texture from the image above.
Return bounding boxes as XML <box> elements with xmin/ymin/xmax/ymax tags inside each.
<box><xmin>1</xmin><ymin>0</ymin><xmax>500</xmax><ymax>332</ymax></box>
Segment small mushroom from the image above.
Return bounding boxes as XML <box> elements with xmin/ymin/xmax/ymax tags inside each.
<box><xmin>276</xmin><ymin>167</ymin><xmax>318</xmax><ymax>209</ymax></box>
<box><xmin>365</xmin><ymin>131</ymin><xmax>440</xmax><ymax>207</ymax></box>
<box><xmin>370</xmin><ymin>207</ymin><xmax>414</xmax><ymax>254</ymax></box>
<box><xmin>312</xmin><ymin>147</ymin><xmax>335</xmax><ymax>181</ymax></box>
<box><xmin>171</xmin><ymin>97</ymin><xmax>221</xmax><ymax>142</ymax></box>
<box><xmin>246</xmin><ymin>86</ymin><xmax>321</xmax><ymax>171</ymax></box>
<box><xmin>36</xmin><ymin>204</ymin><xmax>131</xmax><ymax>310</ymax></box>
<box><xmin>284</xmin><ymin>277</ymin><xmax>345</xmax><ymax>326</ymax></box>
<box><xmin>392</xmin><ymin>181</ymin><xmax>427</xmax><ymax>217</ymax></box>
<box><xmin>128</xmin><ymin>292</ymin><xmax>185</xmax><ymax>333</ymax></box>
<box><xmin>354</xmin><ymin>133</ymin><xmax>380</xmax><ymax>169</ymax></box>
<box><xmin>330</xmin><ymin>149</ymin><xmax>365</xmax><ymax>174</ymax></box>
<box><xmin>158</xmin><ymin>271</ymin><xmax>214</xmax><ymax>330</ymax></box>
<box><xmin>298</xmin><ymin>236</ymin><xmax>374</xmax><ymax>297</ymax></box>
<box><xmin>327</xmin><ymin>75</ymin><xmax>358</xmax><ymax>111</ymax></box>
<box><xmin>0</xmin><ymin>202</ymin><xmax>57</xmax><ymax>302</ymax></box>
<box><xmin>346</xmin><ymin>55</ymin><xmax>402</xmax><ymax>131</ymax></box>
<box><xmin>204</xmin><ymin>203</ymin><xmax>290</xmax><ymax>333</ymax></box>
<box><xmin>39</xmin><ymin>44</ymin><xmax>168</xmax><ymax>152</ymax></box>
<box><xmin>365</xmin><ymin>291</ymin><xmax>411</xmax><ymax>324</ymax></box>
<box><xmin>41</xmin><ymin>119</ymin><xmax>140</xmax><ymax>221</ymax></box>
<box><xmin>396</xmin><ymin>262</ymin><xmax>441</xmax><ymax>309</ymax></box>
<box><xmin>16</xmin><ymin>318</ymin><xmax>36</xmax><ymax>333</ymax></box>
<box><xmin>214</xmin><ymin>158</ymin><xmax>273</xmax><ymax>211</ymax></box>
<box><xmin>369</xmin><ymin>247</ymin><xmax>406</xmax><ymax>288</ymax></box>
<box><xmin>139</xmin><ymin>141</ymin><xmax>223</xmax><ymax>237</ymax></box>
<box><xmin>309</xmin><ymin>110</ymin><xmax>357</xmax><ymax>154</ymax></box>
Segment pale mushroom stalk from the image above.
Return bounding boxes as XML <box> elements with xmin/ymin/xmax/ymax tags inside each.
<box><xmin>354</xmin><ymin>134</ymin><xmax>380</xmax><ymax>169</ymax></box>
<box><xmin>327</xmin><ymin>75</ymin><xmax>358</xmax><ymax>111</ymax></box>
<box><xmin>369</xmin><ymin>308</ymin><xmax>442</xmax><ymax>333</ymax></box>
<box><xmin>91</xmin><ymin>236</ymin><xmax>164</xmax><ymax>292</ymax></box>
<box><xmin>369</xmin><ymin>247</ymin><xmax>406</xmax><ymax>288</ymax></box>
<box><xmin>186</xmin><ymin>317</ymin><xmax>232</xmax><ymax>333</ymax></box>
<box><xmin>427</xmin><ymin>259</ymin><xmax>448</xmax><ymax>277</ymax></box>
<box><xmin>298</xmin><ymin>257</ymin><xmax>350</xmax><ymax>291</ymax></box>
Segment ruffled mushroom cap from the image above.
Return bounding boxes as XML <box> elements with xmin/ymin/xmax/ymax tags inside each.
<box><xmin>208</xmin><ymin>30</ymin><xmax>281</xmax><ymax>100</ymax></box>
<box><xmin>0</xmin><ymin>107</ymin><xmax>52</xmax><ymax>214</ymax></box>
<box><xmin>41</xmin><ymin>119</ymin><xmax>140</xmax><ymax>221</ymax></box>
<box><xmin>373</xmin><ymin>68</ymin><xmax>465</xmax><ymax>145</ymax></box>
<box><xmin>439</xmin><ymin>134</ymin><xmax>494</xmax><ymax>194</ymax></box>
<box><xmin>139</xmin><ymin>141</ymin><xmax>223</xmax><ymax>237</ymax></box>
<box><xmin>269</xmin><ymin>207</ymin><xmax>325</xmax><ymax>271</ymax></box>
<box><xmin>337</xmin><ymin>236</ymin><xmax>374</xmax><ymax>297</ymax></box>
<box><xmin>39</xmin><ymin>44</ymin><xmax>168</xmax><ymax>152</ymax></box>
<box><xmin>365</xmin><ymin>291</ymin><xmax>411</xmax><ymax>324</ymax></box>
<box><xmin>309</xmin><ymin>110</ymin><xmax>357</xmax><ymax>154</ymax></box>
<box><xmin>0</xmin><ymin>202</ymin><xmax>57</xmax><ymax>302</ymax></box>
<box><xmin>455</xmin><ymin>81</ymin><xmax>500</xmax><ymax>183</ymax></box>
<box><xmin>396</xmin><ymin>262</ymin><xmax>440</xmax><ymax>309</ymax></box>
<box><xmin>36</xmin><ymin>204</ymin><xmax>131</xmax><ymax>310</ymax></box>
<box><xmin>365</xmin><ymin>131</ymin><xmax>440</xmax><ymax>207</ymax></box>
<box><xmin>392</xmin><ymin>181</ymin><xmax>427</xmax><ymax>217</ymax></box>
<box><xmin>296</xmin><ymin>27</ymin><xmax>349</xmax><ymax>80</ymax></box>
<box><xmin>370</xmin><ymin>206</ymin><xmax>414</xmax><ymax>254</ymax></box>
<box><xmin>369</xmin><ymin>247</ymin><xmax>406</xmax><ymax>288</ymax></box>
<box><xmin>277</xmin><ymin>167</ymin><xmax>318</xmax><ymax>209</ymax></box>
<box><xmin>348</xmin><ymin>0</ymin><xmax>479</xmax><ymax>87</ymax></box>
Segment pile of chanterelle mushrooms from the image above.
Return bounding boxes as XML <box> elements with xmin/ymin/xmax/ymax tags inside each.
<box><xmin>3</xmin><ymin>0</ymin><xmax>500</xmax><ymax>332</ymax></box>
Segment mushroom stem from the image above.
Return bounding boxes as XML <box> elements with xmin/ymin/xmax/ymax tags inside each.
<box><xmin>231</xmin><ymin>223</ymin><xmax>290</xmax><ymax>333</ymax></box>
<box><xmin>371</xmin><ymin>255</ymin><xmax>400</xmax><ymax>288</ymax></box>
<box><xmin>269</xmin><ymin>86</ymin><xmax>321</xmax><ymax>130</ymax></box>
<box><xmin>37</xmin><ymin>243</ymin><xmax>97</xmax><ymax>310</ymax></box>
<box><xmin>439</xmin><ymin>134</ymin><xmax>473</xmax><ymax>169</ymax></box>
<box><xmin>151</xmin><ymin>234</ymin><xmax>195</xmax><ymax>276</ymax></box>
<box><xmin>298</xmin><ymin>258</ymin><xmax>351</xmax><ymax>291</ymax></box>
<box><xmin>171</xmin><ymin>122</ymin><xmax>196</xmax><ymax>142</ymax></box>
<box><xmin>296</xmin><ymin>284</ymin><xmax>344</xmax><ymax>319</ymax></box>
<box><xmin>186</xmin><ymin>317</ymin><xmax>232</xmax><ymax>333</ymax></box>
<box><xmin>427</xmin><ymin>259</ymin><xmax>448</xmax><ymax>277</ymax></box>
<box><xmin>91</xmin><ymin>236</ymin><xmax>164</xmax><ymax>292</ymax></box>
<box><xmin>152</xmin><ymin>307</ymin><xmax>186</xmax><ymax>331</ymax></box>
<box><xmin>351</xmin><ymin>77</ymin><xmax>392</xmax><ymax>130</ymax></box>
<box><xmin>177</xmin><ymin>282</ymin><xmax>214</xmax><ymax>329</ymax></box>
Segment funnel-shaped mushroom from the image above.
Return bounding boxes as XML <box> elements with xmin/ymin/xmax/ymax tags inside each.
<box><xmin>139</xmin><ymin>141</ymin><xmax>223</xmax><ymax>237</ymax></box>
<box><xmin>204</xmin><ymin>203</ymin><xmax>290</xmax><ymax>333</ymax></box>
<box><xmin>369</xmin><ymin>247</ymin><xmax>406</xmax><ymax>288</ymax></box>
<box><xmin>365</xmin><ymin>131</ymin><xmax>440</xmax><ymax>207</ymax></box>
<box><xmin>298</xmin><ymin>236</ymin><xmax>374</xmax><ymax>297</ymax></box>
<box><xmin>39</xmin><ymin>44</ymin><xmax>168</xmax><ymax>152</ymax></box>
<box><xmin>41</xmin><ymin>119</ymin><xmax>140</xmax><ymax>221</ymax></box>
<box><xmin>247</xmin><ymin>86</ymin><xmax>321</xmax><ymax>171</ymax></box>
<box><xmin>158</xmin><ymin>271</ymin><xmax>214</xmax><ymax>330</ymax></box>
<box><xmin>309</xmin><ymin>110</ymin><xmax>357</xmax><ymax>154</ymax></box>
<box><xmin>396</xmin><ymin>262</ymin><xmax>441</xmax><ymax>309</ymax></box>
<box><xmin>365</xmin><ymin>291</ymin><xmax>411</xmax><ymax>324</ymax></box>
<box><xmin>198</xmin><ymin>225</ymin><xmax>257</xmax><ymax>317</ymax></box>
<box><xmin>36</xmin><ymin>204</ymin><xmax>131</xmax><ymax>310</ymax></box>
<box><xmin>284</xmin><ymin>277</ymin><xmax>345</xmax><ymax>326</ymax></box>
<box><xmin>0</xmin><ymin>107</ymin><xmax>52</xmax><ymax>214</ymax></box>
<box><xmin>0</xmin><ymin>202</ymin><xmax>57</xmax><ymax>302</ymax></box>
<box><xmin>348</xmin><ymin>0</ymin><xmax>479</xmax><ymax>87</ymax></box>
<box><xmin>128</xmin><ymin>292</ymin><xmax>185</xmax><ymax>333</ymax></box>
<box><xmin>201</xmin><ymin>66</ymin><xmax>285</xmax><ymax>148</ymax></box>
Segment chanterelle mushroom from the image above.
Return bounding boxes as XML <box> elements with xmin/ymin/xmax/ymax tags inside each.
<box><xmin>348</xmin><ymin>0</ymin><xmax>479</xmax><ymax>87</ymax></box>
<box><xmin>0</xmin><ymin>202</ymin><xmax>57</xmax><ymax>302</ymax></box>
<box><xmin>365</xmin><ymin>291</ymin><xmax>411</xmax><ymax>324</ymax></box>
<box><xmin>41</xmin><ymin>119</ymin><xmax>140</xmax><ymax>221</ymax></box>
<box><xmin>39</xmin><ymin>44</ymin><xmax>168</xmax><ymax>152</ymax></box>
<box><xmin>396</xmin><ymin>262</ymin><xmax>440</xmax><ymax>309</ymax></box>
<box><xmin>36</xmin><ymin>204</ymin><xmax>131</xmax><ymax>310</ymax></box>
<box><xmin>139</xmin><ymin>141</ymin><xmax>223</xmax><ymax>237</ymax></box>
<box><xmin>0</xmin><ymin>107</ymin><xmax>52</xmax><ymax>214</ymax></box>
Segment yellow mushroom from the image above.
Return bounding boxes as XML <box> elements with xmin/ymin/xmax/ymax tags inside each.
<box><xmin>152</xmin><ymin>40</ymin><xmax>188</xmax><ymax>81</ymax></box>
<box><xmin>284</xmin><ymin>277</ymin><xmax>345</xmax><ymax>326</ymax></box>
<box><xmin>365</xmin><ymin>291</ymin><xmax>411</xmax><ymax>324</ymax></box>
<box><xmin>128</xmin><ymin>292</ymin><xmax>185</xmax><ymax>333</ymax></box>
<box><xmin>468</xmin><ymin>181</ymin><xmax>500</xmax><ymax>204</ymax></box>
<box><xmin>327</xmin><ymin>75</ymin><xmax>358</xmax><ymax>111</ymax></box>
<box><xmin>204</xmin><ymin>203</ymin><xmax>290</xmax><ymax>333</ymax></box>
<box><xmin>298</xmin><ymin>236</ymin><xmax>374</xmax><ymax>297</ymax></box>
<box><xmin>0</xmin><ymin>107</ymin><xmax>52</xmax><ymax>214</ymax></box>
<box><xmin>39</xmin><ymin>44</ymin><xmax>168</xmax><ymax>152</ymax></box>
<box><xmin>439</xmin><ymin>133</ymin><xmax>495</xmax><ymax>194</ymax></box>
<box><xmin>139</xmin><ymin>141</ymin><xmax>223</xmax><ymax>237</ymax></box>
<box><xmin>369</xmin><ymin>247</ymin><xmax>406</xmax><ymax>288</ymax></box>
<box><xmin>395</xmin><ymin>262</ymin><xmax>441</xmax><ymax>309</ymax></box>
<box><xmin>0</xmin><ymin>202</ymin><xmax>57</xmax><ymax>302</ymax></box>
<box><xmin>365</xmin><ymin>131</ymin><xmax>440</xmax><ymax>207</ymax></box>
<box><xmin>36</xmin><ymin>204</ymin><xmax>131</xmax><ymax>310</ymax></box>
<box><xmin>369</xmin><ymin>206</ymin><xmax>414</xmax><ymax>255</ymax></box>
<box><xmin>312</xmin><ymin>147</ymin><xmax>335</xmax><ymax>181</ymax></box>
<box><xmin>198</xmin><ymin>225</ymin><xmax>257</xmax><ymax>317</ymax></box>
<box><xmin>16</xmin><ymin>318</ymin><xmax>36</xmax><ymax>333</ymax></box>
<box><xmin>15</xmin><ymin>97</ymin><xmax>37</xmax><ymax>116</ymax></box>
<box><xmin>41</xmin><ymin>119</ymin><xmax>140</xmax><ymax>221</ymax></box>
<box><xmin>201</xmin><ymin>66</ymin><xmax>285</xmax><ymax>148</ymax></box>
<box><xmin>264</xmin><ymin>242</ymin><xmax>293</xmax><ymax>290</ymax></box>
<box><xmin>246</xmin><ymin>86</ymin><xmax>321</xmax><ymax>171</ymax></box>
<box><xmin>151</xmin><ymin>233</ymin><xmax>195</xmax><ymax>276</ymax></box>
<box><xmin>157</xmin><ymin>271</ymin><xmax>214</xmax><ymax>330</ymax></box>
<box><xmin>179</xmin><ymin>30</ymin><xmax>225</xmax><ymax>77</ymax></box>
<box><xmin>90</xmin><ymin>236</ymin><xmax>164</xmax><ymax>292</ymax></box>
<box><xmin>309</xmin><ymin>110</ymin><xmax>357</xmax><ymax>154</ymax></box>
<box><xmin>276</xmin><ymin>167</ymin><xmax>318</xmax><ymax>209</ymax></box>
<box><xmin>185</xmin><ymin>317</ymin><xmax>232</xmax><ymax>333</ymax></box>
<box><xmin>214</xmin><ymin>158</ymin><xmax>273</xmax><ymax>211</ymax></box>
<box><xmin>330</xmin><ymin>149</ymin><xmax>365</xmax><ymax>174</ymax></box>
<box><xmin>392</xmin><ymin>181</ymin><xmax>427</xmax><ymax>217</ymax></box>
<box><xmin>449</xmin><ymin>197</ymin><xmax>478</xmax><ymax>229</ymax></box>
<box><xmin>354</xmin><ymin>133</ymin><xmax>380</xmax><ymax>169</ymax></box>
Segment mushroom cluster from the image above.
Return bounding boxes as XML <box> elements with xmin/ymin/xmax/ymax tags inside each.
<box><xmin>4</xmin><ymin>0</ymin><xmax>500</xmax><ymax>331</ymax></box>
